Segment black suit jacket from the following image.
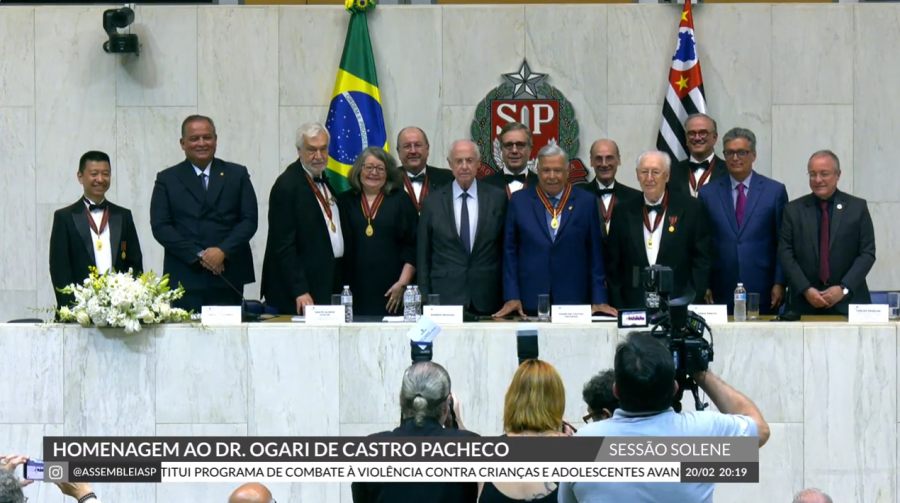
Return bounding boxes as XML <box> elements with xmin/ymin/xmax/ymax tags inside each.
<box><xmin>668</xmin><ymin>155</ymin><xmax>727</xmax><ymax>197</ymax></box>
<box><xmin>481</xmin><ymin>169</ymin><xmax>539</xmax><ymax>199</ymax></box>
<box><xmin>149</xmin><ymin>158</ymin><xmax>259</xmax><ymax>291</ymax></box>
<box><xmin>261</xmin><ymin>160</ymin><xmax>345</xmax><ymax>313</ymax></box>
<box><xmin>400</xmin><ymin>165</ymin><xmax>454</xmax><ymax>211</ymax></box>
<box><xmin>49</xmin><ymin>199</ymin><xmax>144</xmax><ymax>308</ymax></box>
<box><xmin>576</xmin><ymin>180</ymin><xmax>643</xmax><ymax>241</ymax></box>
<box><xmin>417</xmin><ymin>180</ymin><xmax>508</xmax><ymax>314</ymax></box>
<box><xmin>607</xmin><ymin>191</ymin><xmax>713</xmax><ymax>309</ymax></box>
<box><xmin>777</xmin><ymin>190</ymin><xmax>876</xmax><ymax>315</ymax></box>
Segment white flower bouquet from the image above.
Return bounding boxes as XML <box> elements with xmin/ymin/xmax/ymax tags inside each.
<box><xmin>56</xmin><ymin>267</ymin><xmax>191</xmax><ymax>334</ymax></box>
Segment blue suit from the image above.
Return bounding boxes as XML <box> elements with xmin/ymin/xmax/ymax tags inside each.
<box><xmin>503</xmin><ymin>185</ymin><xmax>609</xmax><ymax>314</ymax></box>
<box><xmin>698</xmin><ymin>171</ymin><xmax>788</xmax><ymax>314</ymax></box>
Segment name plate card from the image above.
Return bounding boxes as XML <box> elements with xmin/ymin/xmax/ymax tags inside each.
<box><xmin>550</xmin><ymin>305</ymin><xmax>592</xmax><ymax>324</ymax></box>
<box><xmin>305</xmin><ymin>306</ymin><xmax>345</xmax><ymax>325</ymax></box>
<box><xmin>423</xmin><ymin>306</ymin><xmax>464</xmax><ymax>324</ymax></box>
<box><xmin>848</xmin><ymin>304</ymin><xmax>889</xmax><ymax>324</ymax></box>
<box><xmin>688</xmin><ymin>305</ymin><xmax>728</xmax><ymax>325</ymax></box>
<box><xmin>201</xmin><ymin>305</ymin><xmax>242</xmax><ymax>326</ymax></box>
<box><xmin>407</xmin><ymin>315</ymin><xmax>442</xmax><ymax>345</ymax></box>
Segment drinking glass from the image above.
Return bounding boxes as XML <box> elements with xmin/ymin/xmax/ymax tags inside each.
<box><xmin>889</xmin><ymin>292</ymin><xmax>900</xmax><ymax>320</ymax></box>
<box><xmin>331</xmin><ymin>294</ymin><xmax>342</xmax><ymax>306</ymax></box>
<box><xmin>747</xmin><ymin>293</ymin><xmax>760</xmax><ymax>320</ymax></box>
<box><xmin>427</xmin><ymin>294</ymin><xmax>441</xmax><ymax>306</ymax></box>
<box><xmin>537</xmin><ymin>294</ymin><xmax>551</xmax><ymax>321</ymax></box>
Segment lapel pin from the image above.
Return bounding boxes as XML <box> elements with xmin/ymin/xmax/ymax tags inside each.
<box><xmin>568</xmin><ymin>206</ymin><xmax>573</xmax><ymax>211</ymax></box>
<box><xmin>837</xmin><ymin>203</ymin><xmax>842</xmax><ymax>210</ymax></box>
<box><xmin>220</xmin><ymin>172</ymin><xmax>224</xmax><ymax>177</ymax></box>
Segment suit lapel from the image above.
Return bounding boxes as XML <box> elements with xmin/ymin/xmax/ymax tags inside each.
<box><xmin>555</xmin><ymin>185</ymin><xmax>577</xmax><ymax>239</ymax></box>
<box><xmin>443</xmin><ymin>187</ymin><xmax>466</xmax><ymax>254</ymax></box>
<box><xmin>174</xmin><ymin>161</ymin><xmax>207</xmax><ymax>205</ymax></box>
<box><xmin>70</xmin><ymin>204</ymin><xmax>96</xmax><ymax>266</ymax></box>
<box><xmin>531</xmin><ymin>189</ymin><xmax>553</xmax><ymax>242</ymax></box>
<box><xmin>737</xmin><ymin>175</ymin><xmax>764</xmax><ymax>237</ymax></box>
<box><xmin>205</xmin><ymin>160</ymin><xmax>226</xmax><ymax>206</ymax></box>
<box><xmin>108</xmin><ymin>209</ymin><xmax>123</xmax><ymax>269</ymax></box>
<box><xmin>658</xmin><ymin>202</ymin><xmax>683</xmax><ymax>261</ymax></box>
<box><xmin>628</xmin><ymin>209</ymin><xmax>649</xmax><ymax>267</ymax></box>
<box><xmin>804</xmin><ymin>196</ymin><xmax>820</xmax><ymax>258</ymax></box>
<box><xmin>718</xmin><ymin>178</ymin><xmax>740</xmax><ymax>236</ymax></box>
<box><xmin>829</xmin><ymin>192</ymin><xmax>845</xmax><ymax>249</ymax></box>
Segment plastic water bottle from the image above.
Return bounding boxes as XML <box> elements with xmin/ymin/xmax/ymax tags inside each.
<box><xmin>734</xmin><ymin>283</ymin><xmax>747</xmax><ymax>322</ymax></box>
<box><xmin>403</xmin><ymin>286</ymin><xmax>417</xmax><ymax>322</ymax></box>
<box><xmin>412</xmin><ymin>285</ymin><xmax>422</xmax><ymax>318</ymax></box>
<box><xmin>341</xmin><ymin>285</ymin><xmax>353</xmax><ymax>323</ymax></box>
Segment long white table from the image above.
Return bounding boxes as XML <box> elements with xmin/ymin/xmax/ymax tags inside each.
<box><xmin>0</xmin><ymin>321</ymin><xmax>897</xmax><ymax>503</ymax></box>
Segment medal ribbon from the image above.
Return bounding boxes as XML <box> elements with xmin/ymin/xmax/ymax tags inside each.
<box><xmin>86</xmin><ymin>206</ymin><xmax>110</xmax><ymax>238</ymax></box>
<box><xmin>360</xmin><ymin>192</ymin><xmax>385</xmax><ymax>227</ymax></box>
<box><xmin>537</xmin><ymin>183</ymin><xmax>573</xmax><ymax>224</ymax></box>
<box><xmin>600</xmin><ymin>193</ymin><xmax>616</xmax><ymax>225</ymax></box>
<box><xmin>642</xmin><ymin>191</ymin><xmax>669</xmax><ymax>236</ymax></box>
<box><xmin>688</xmin><ymin>158</ymin><xmax>716</xmax><ymax>194</ymax></box>
<box><xmin>506</xmin><ymin>175</ymin><xmax>528</xmax><ymax>200</ymax></box>
<box><xmin>306</xmin><ymin>173</ymin><xmax>336</xmax><ymax>231</ymax></box>
<box><xmin>404</xmin><ymin>173</ymin><xmax>428</xmax><ymax>211</ymax></box>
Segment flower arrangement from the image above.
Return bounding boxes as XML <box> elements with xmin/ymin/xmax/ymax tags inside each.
<box><xmin>56</xmin><ymin>267</ymin><xmax>191</xmax><ymax>334</ymax></box>
<box><xmin>345</xmin><ymin>0</ymin><xmax>375</xmax><ymax>13</ymax></box>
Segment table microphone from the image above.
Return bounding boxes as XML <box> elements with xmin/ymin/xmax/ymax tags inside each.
<box><xmin>198</xmin><ymin>256</ymin><xmax>262</xmax><ymax>322</ymax></box>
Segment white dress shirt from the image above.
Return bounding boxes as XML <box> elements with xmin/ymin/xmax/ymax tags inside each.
<box><xmin>452</xmin><ymin>179</ymin><xmax>479</xmax><ymax>252</ymax></box>
<box><xmin>689</xmin><ymin>152</ymin><xmax>716</xmax><ymax>197</ymax></box>
<box><xmin>597</xmin><ymin>180</ymin><xmax>615</xmax><ymax>233</ymax></box>
<box><xmin>84</xmin><ymin>198</ymin><xmax>112</xmax><ymax>274</ymax></box>
<box><xmin>304</xmin><ymin>166</ymin><xmax>344</xmax><ymax>258</ymax></box>
<box><xmin>504</xmin><ymin>167</ymin><xmax>527</xmax><ymax>193</ymax></box>
<box><xmin>406</xmin><ymin>169</ymin><xmax>425</xmax><ymax>201</ymax></box>
<box><xmin>642</xmin><ymin>195</ymin><xmax>666</xmax><ymax>266</ymax></box>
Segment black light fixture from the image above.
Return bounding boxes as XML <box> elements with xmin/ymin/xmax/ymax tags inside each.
<box><xmin>102</xmin><ymin>7</ymin><xmax>139</xmax><ymax>56</ymax></box>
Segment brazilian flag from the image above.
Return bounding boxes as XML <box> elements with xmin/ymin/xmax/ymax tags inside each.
<box><xmin>325</xmin><ymin>0</ymin><xmax>389</xmax><ymax>194</ymax></box>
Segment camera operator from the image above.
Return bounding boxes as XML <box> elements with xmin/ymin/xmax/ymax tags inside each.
<box><xmin>581</xmin><ymin>369</ymin><xmax>618</xmax><ymax>422</ymax></box>
<box><xmin>351</xmin><ymin>361</ymin><xmax>478</xmax><ymax>503</ymax></box>
<box><xmin>558</xmin><ymin>332</ymin><xmax>770</xmax><ymax>503</ymax></box>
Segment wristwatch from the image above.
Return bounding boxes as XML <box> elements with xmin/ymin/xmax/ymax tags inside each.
<box><xmin>841</xmin><ymin>285</ymin><xmax>850</xmax><ymax>296</ymax></box>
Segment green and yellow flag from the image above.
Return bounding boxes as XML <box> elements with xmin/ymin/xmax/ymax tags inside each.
<box><xmin>325</xmin><ymin>0</ymin><xmax>389</xmax><ymax>194</ymax></box>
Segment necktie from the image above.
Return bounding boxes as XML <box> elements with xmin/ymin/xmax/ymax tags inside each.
<box><xmin>410</xmin><ymin>173</ymin><xmax>425</xmax><ymax>182</ymax></box>
<box><xmin>86</xmin><ymin>200</ymin><xmax>108</xmax><ymax>212</ymax></box>
<box><xmin>819</xmin><ymin>201</ymin><xmax>830</xmax><ymax>284</ymax></box>
<box><xmin>646</xmin><ymin>203</ymin><xmax>663</xmax><ymax>213</ymax></box>
<box><xmin>312</xmin><ymin>174</ymin><xmax>328</xmax><ymax>184</ymax></box>
<box><xmin>460</xmin><ymin>192</ymin><xmax>471</xmax><ymax>254</ymax></box>
<box><xmin>597</xmin><ymin>188</ymin><xmax>614</xmax><ymax>196</ymax></box>
<box><xmin>199</xmin><ymin>173</ymin><xmax>208</xmax><ymax>191</ymax></box>
<box><xmin>735</xmin><ymin>183</ymin><xmax>747</xmax><ymax>227</ymax></box>
<box><xmin>505</xmin><ymin>173</ymin><xmax>526</xmax><ymax>183</ymax></box>
<box><xmin>690</xmin><ymin>160</ymin><xmax>710</xmax><ymax>170</ymax></box>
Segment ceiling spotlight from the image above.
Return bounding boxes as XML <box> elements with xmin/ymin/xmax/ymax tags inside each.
<box><xmin>102</xmin><ymin>7</ymin><xmax>139</xmax><ymax>56</ymax></box>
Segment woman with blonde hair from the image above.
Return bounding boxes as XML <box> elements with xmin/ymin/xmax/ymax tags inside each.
<box><xmin>478</xmin><ymin>359</ymin><xmax>571</xmax><ymax>502</ymax></box>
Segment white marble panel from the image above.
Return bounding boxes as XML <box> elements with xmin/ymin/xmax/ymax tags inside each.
<box><xmin>803</xmin><ymin>325</ymin><xmax>897</xmax><ymax>502</ymax></box>
<box><xmin>155</xmin><ymin>325</ymin><xmax>248</xmax><ymax>424</ymax></box>
<box><xmin>771</xmin><ymin>105</ymin><xmax>854</xmax><ymax>200</ymax></box>
<box><xmin>441</xmin><ymin>105</ymin><xmax>477</xmax><ymax>163</ymax></box>
<box><xmin>0</xmin><ymin>291</ymin><xmax>40</xmax><ymax>324</ymax></box>
<box><xmin>525</xmin><ymin>6</ymin><xmax>608</xmax><ymax>161</ymax></box>
<box><xmin>0</xmin><ymin>325</ymin><xmax>63</xmax><ymax>423</ymax></box>
<box><xmin>441</xmin><ymin>6</ymin><xmax>525</xmax><ymax>106</ymax></box>
<box><xmin>714</xmin><ymin>423</ymin><xmax>802</xmax><ymax>503</ymax></box>
<box><xmin>64</xmin><ymin>326</ymin><xmax>155</xmax><ymax>436</ymax></box>
<box><xmin>279</xmin><ymin>106</ymin><xmax>329</xmax><ymax>171</ymax></box>
<box><xmin>35</xmin><ymin>204</ymin><xmax>58</xmax><ymax>313</ymax></box>
<box><xmin>279</xmin><ymin>6</ymin><xmax>347</xmax><ymax>107</ymax></box>
<box><xmin>35</xmin><ymin>7</ymin><xmax>117</xmax><ymax>206</ymax></box>
<box><xmin>772</xmin><ymin>5</ymin><xmax>854</xmax><ymax>105</ymax></box>
<box><xmin>198</xmin><ymin>6</ymin><xmax>280</xmax><ymax>205</ymax></box>
<box><xmin>248</xmin><ymin>325</ymin><xmax>339</xmax><ymax>435</ymax></box>
<box><xmin>607</xmin><ymin>5</ymin><xmax>679</xmax><ymax>106</ymax></box>
<box><xmin>692</xmin><ymin>4</ymin><xmax>772</xmax><ymax>177</ymax></box>
<box><xmin>0</xmin><ymin>107</ymin><xmax>36</xmax><ymax>290</ymax></box>
<box><xmin>370</xmin><ymin>7</ymin><xmax>443</xmax><ymax>152</ymax></box>
<box><xmin>0</xmin><ymin>8</ymin><xmax>34</xmax><ymax>107</ymax></box>
<box><xmin>865</xmin><ymin>203</ymin><xmax>900</xmax><ymax>292</ymax></box>
<box><xmin>853</xmin><ymin>5</ymin><xmax>900</xmax><ymax>204</ymax></box>
<box><xmin>116</xmin><ymin>6</ymin><xmax>198</xmax><ymax>107</ymax></box>
<box><xmin>0</xmin><ymin>424</ymin><xmax>65</xmax><ymax>503</ymax></box>
<box><xmin>606</xmin><ymin>105</ymin><xmax>663</xmax><ymax>182</ymax></box>
<box><xmin>155</xmin><ymin>424</ymin><xmax>248</xmax><ymax>503</ymax></box>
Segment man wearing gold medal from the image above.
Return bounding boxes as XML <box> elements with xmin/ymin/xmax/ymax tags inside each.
<box><xmin>262</xmin><ymin>122</ymin><xmax>346</xmax><ymax>315</ymax></box>
<box><xmin>606</xmin><ymin>151</ymin><xmax>712</xmax><ymax>310</ymax></box>
<box><xmin>494</xmin><ymin>144</ymin><xmax>617</xmax><ymax>318</ymax></box>
<box><xmin>50</xmin><ymin>151</ymin><xmax>144</xmax><ymax>311</ymax></box>
<box><xmin>396</xmin><ymin>126</ymin><xmax>454</xmax><ymax>213</ymax></box>
<box><xmin>667</xmin><ymin>113</ymin><xmax>727</xmax><ymax>198</ymax></box>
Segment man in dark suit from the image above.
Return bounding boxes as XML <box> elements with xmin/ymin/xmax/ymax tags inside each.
<box><xmin>50</xmin><ymin>151</ymin><xmax>144</xmax><ymax>310</ymax></box>
<box><xmin>417</xmin><ymin>139</ymin><xmax>508</xmax><ymax>317</ymax></box>
<box><xmin>480</xmin><ymin>122</ymin><xmax>539</xmax><ymax>198</ymax></box>
<box><xmin>576</xmin><ymin>139</ymin><xmax>642</xmax><ymax>239</ymax></box>
<box><xmin>668</xmin><ymin>113</ymin><xmax>727</xmax><ymax>198</ymax></box>
<box><xmin>396</xmin><ymin>126</ymin><xmax>454</xmax><ymax>212</ymax></box>
<box><xmin>261</xmin><ymin>122</ymin><xmax>346</xmax><ymax>315</ymax></box>
<box><xmin>494</xmin><ymin>144</ymin><xmax>617</xmax><ymax>318</ymax></box>
<box><xmin>698</xmin><ymin>128</ymin><xmax>789</xmax><ymax>314</ymax></box>
<box><xmin>607</xmin><ymin>151</ymin><xmax>712</xmax><ymax>309</ymax></box>
<box><xmin>777</xmin><ymin>150</ymin><xmax>876</xmax><ymax>315</ymax></box>
<box><xmin>150</xmin><ymin>115</ymin><xmax>259</xmax><ymax>313</ymax></box>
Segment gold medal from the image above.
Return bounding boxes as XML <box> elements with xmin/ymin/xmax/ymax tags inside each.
<box><xmin>366</xmin><ymin>224</ymin><xmax>374</xmax><ymax>237</ymax></box>
<box><xmin>647</xmin><ymin>236</ymin><xmax>653</xmax><ymax>248</ymax></box>
<box><xmin>550</xmin><ymin>217</ymin><xmax>559</xmax><ymax>230</ymax></box>
<box><xmin>96</xmin><ymin>240</ymin><xmax>103</xmax><ymax>251</ymax></box>
<box><xmin>669</xmin><ymin>226</ymin><xmax>674</xmax><ymax>232</ymax></box>
<box><xmin>330</xmin><ymin>221</ymin><xmax>336</xmax><ymax>232</ymax></box>
<box><xmin>121</xmin><ymin>251</ymin><xmax>126</xmax><ymax>259</ymax></box>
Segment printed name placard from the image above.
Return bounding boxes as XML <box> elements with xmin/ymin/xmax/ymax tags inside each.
<box><xmin>201</xmin><ymin>305</ymin><xmax>242</xmax><ymax>326</ymax></box>
<box><xmin>305</xmin><ymin>306</ymin><xmax>345</xmax><ymax>325</ymax></box>
<box><xmin>407</xmin><ymin>315</ymin><xmax>442</xmax><ymax>344</ymax></box>
<box><xmin>688</xmin><ymin>305</ymin><xmax>729</xmax><ymax>325</ymax></box>
<box><xmin>848</xmin><ymin>304</ymin><xmax>889</xmax><ymax>324</ymax></box>
<box><xmin>423</xmin><ymin>306</ymin><xmax>464</xmax><ymax>324</ymax></box>
<box><xmin>550</xmin><ymin>305</ymin><xmax>592</xmax><ymax>324</ymax></box>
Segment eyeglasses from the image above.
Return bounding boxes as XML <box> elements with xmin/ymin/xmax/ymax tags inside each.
<box><xmin>502</xmin><ymin>141</ymin><xmax>529</xmax><ymax>151</ymax></box>
<box><xmin>362</xmin><ymin>165</ymin><xmax>386</xmax><ymax>174</ymax></box>
<box><xmin>686</xmin><ymin>130</ymin><xmax>711</xmax><ymax>139</ymax></box>
<box><xmin>808</xmin><ymin>171</ymin><xmax>835</xmax><ymax>180</ymax></box>
<box><xmin>723</xmin><ymin>150</ymin><xmax>751</xmax><ymax>159</ymax></box>
<box><xmin>637</xmin><ymin>170</ymin><xmax>664</xmax><ymax>179</ymax></box>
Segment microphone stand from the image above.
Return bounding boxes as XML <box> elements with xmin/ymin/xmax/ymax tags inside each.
<box><xmin>198</xmin><ymin>257</ymin><xmax>261</xmax><ymax>322</ymax></box>
<box><xmin>773</xmin><ymin>285</ymin><xmax>800</xmax><ymax>322</ymax></box>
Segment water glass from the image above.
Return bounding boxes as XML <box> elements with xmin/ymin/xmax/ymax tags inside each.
<box><xmin>747</xmin><ymin>293</ymin><xmax>760</xmax><ymax>320</ymax></box>
<box><xmin>427</xmin><ymin>294</ymin><xmax>441</xmax><ymax>306</ymax></box>
<box><xmin>889</xmin><ymin>292</ymin><xmax>900</xmax><ymax>320</ymax></box>
<box><xmin>537</xmin><ymin>294</ymin><xmax>551</xmax><ymax>321</ymax></box>
<box><xmin>331</xmin><ymin>294</ymin><xmax>342</xmax><ymax>306</ymax></box>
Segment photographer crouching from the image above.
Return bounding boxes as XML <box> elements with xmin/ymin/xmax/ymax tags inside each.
<box><xmin>558</xmin><ymin>331</ymin><xmax>770</xmax><ymax>503</ymax></box>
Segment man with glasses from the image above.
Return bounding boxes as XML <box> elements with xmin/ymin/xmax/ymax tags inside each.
<box><xmin>482</xmin><ymin>122</ymin><xmax>540</xmax><ymax>199</ymax></box>
<box><xmin>396</xmin><ymin>126</ymin><xmax>453</xmax><ymax>213</ymax></box>
<box><xmin>606</xmin><ymin>151</ymin><xmax>712</xmax><ymax>310</ymax></box>
<box><xmin>697</xmin><ymin>128</ymin><xmax>789</xmax><ymax>314</ymax></box>
<box><xmin>777</xmin><ymin>150</ymin><xmax>876</xmax><ymax>315</ymax></box>
<box><xmin>668</xmin><ymin>113</ymin><xmax>727</xmax><ymax>198</ymax></box>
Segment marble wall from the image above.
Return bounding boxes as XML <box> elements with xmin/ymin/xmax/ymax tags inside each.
<box><xmin>2</xmin><ymin>3</ymin><xmax>899</xmax><ymax>320</ymax></box>
<box><xmin>0</xmin><ymin>321</ymin><xmax>896</xmax><ymax>503</ymax></box>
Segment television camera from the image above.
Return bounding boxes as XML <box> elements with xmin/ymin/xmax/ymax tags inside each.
<box><xmin>637</xmin><ymin>265</ymin><xmax>715</xmax><ymax>412</ymax></box>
